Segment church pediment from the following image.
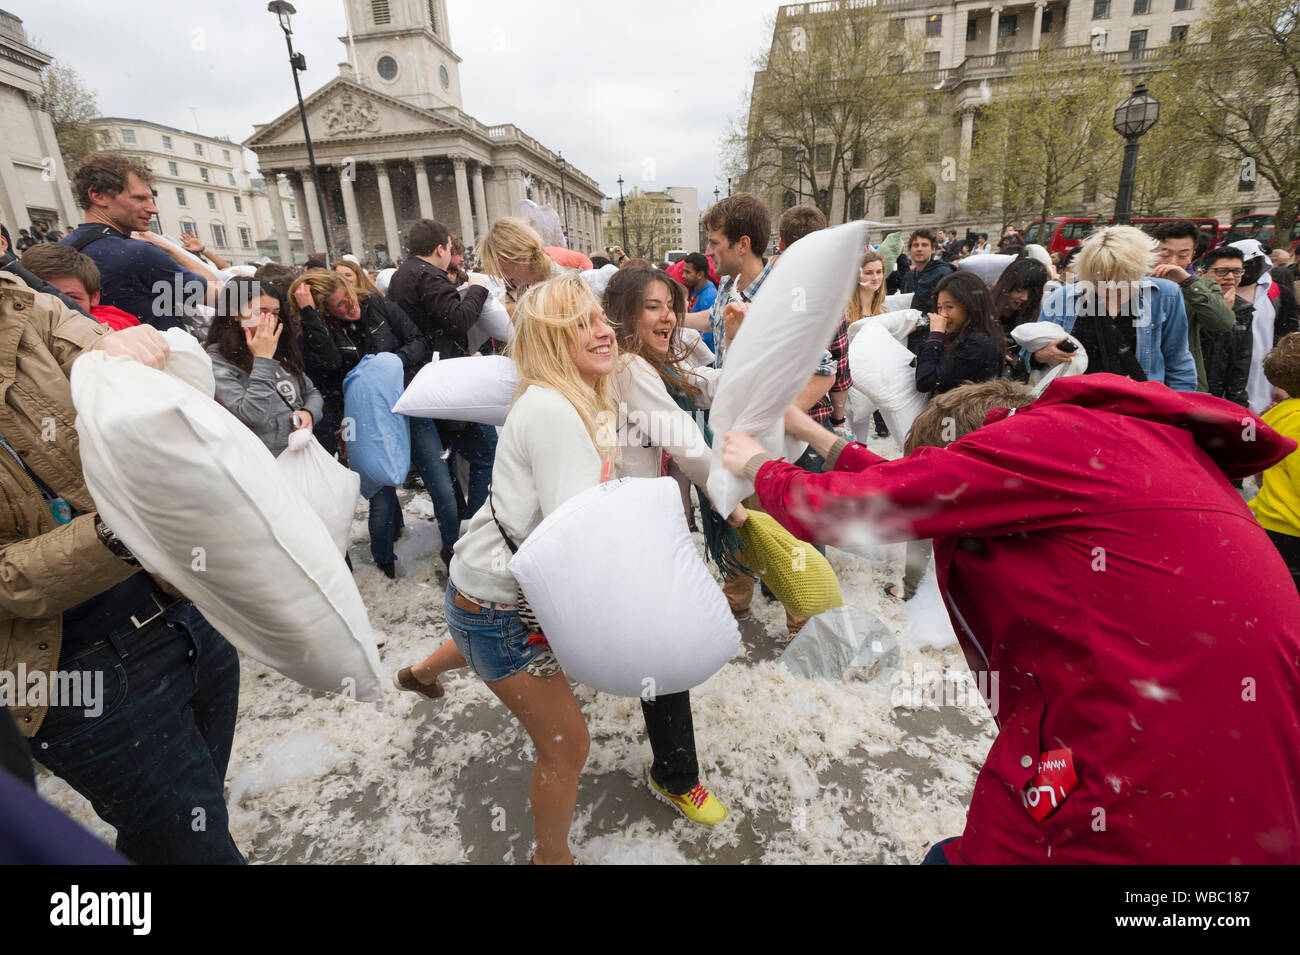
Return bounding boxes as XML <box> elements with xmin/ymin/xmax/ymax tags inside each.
<box><xmin>244</xmin><ymin>77</ymin><xmax>464</xmax><ymax>150</ymax></box>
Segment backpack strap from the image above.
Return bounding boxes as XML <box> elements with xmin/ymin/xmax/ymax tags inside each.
<box><xmin>66</xmin><ymin>225</ymin><xmax>117</xmax><ymax>253</ymax></box>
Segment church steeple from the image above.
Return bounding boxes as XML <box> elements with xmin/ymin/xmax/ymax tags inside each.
<box><xmin>341</xmin><ymin>0</ymin><xmax>463</xmax><ymax>111</ymax></box>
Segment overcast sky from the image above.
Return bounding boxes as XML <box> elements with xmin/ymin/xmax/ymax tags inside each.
<box><xmin>15</xmin><ymin>0</ymin><xmax>784</xmax><ymax>210</ymax></box>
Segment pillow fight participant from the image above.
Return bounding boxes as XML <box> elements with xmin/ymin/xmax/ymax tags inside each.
<box><xmin>895</xmin><ymin>228</ymin><xmax>956</xmax><ymax>327</ymax></box>
<box><xmin>1230</xmin><ymin>238</ymin><xmax>1300</xmax><ymax>415</ymax></box>
<box><xmin>390</xmin><ymin>218</ymin><xmax>499</xmax><ymax>555</ymax></box>
<box><xmin>847</xmin><ymin>247</ymin><xmax>892</xmax><ymax>439</ymax></box>
<box><xmin>19</xmin><ymin>243</ymin><xmax>140</xmax><ymax>330</ymax></box>
<box><xmin>403</xmin><ymin>273</ymin><xmax>616</xmax><ymax>866</ymax></box>
<box><xmin>289</xmin><ymin>270</ymin><xmax>431</xmax><ymax>578</ymax></box>
<box><xmin>1148</xmin><ymin>220</ymin><xmax>1236</xmax><ymax>392</ymax></box>
<box><xmin>477</xmin><ymin>217</ymin><xmax>569</xmax><ymax>316</ymax></box>
<box><xmin>915</xmin><ymin>271</ymin><xmax>1005</xmax><ymax>396</ymax></box>
<box><xmin>62</xmin><ymin>153</ymin><xmax>222</xmax><ymax>331</ymax></box>
<box><xmin>989</xmin><ymin>256</ymin><xmax>1048</xmax><ymax>382</ymax></box>
<box><xmin>1250</xmin><ymin>332</ymin><xmax>1300</xmax><ymax>592</ymax></box>
<box><xmin>1199</xmin><ymin>245</ymin><xmax>1254</xmax><ymax>407</ymax></box>
<box><xmin>1035</xmin><ymin>225</ymin><xmax>1197</xmax><ymax>390</ymax></box>
<box><xmin>207</xmin><ymin>277</ymin><xmax>322</xmax><ymax>457</ymax></box>
<box><xmin>0</xmin><ymin>220</ymin><xmax>93</xmax><ymax>318</ymax></box>
<box><xmin>0</xmin><ymin>270</ymin><xmax>243</xmax><ymax>864</ymax></box>
<box><xmin>721</xmin><ymin>374</ymin><xmax>1300</xmax><ymax>864</ymax></box>
<box><xmin>679</xmin><ymin>252</ymin><xmax>718</xmax><ymax>350</ymax></box>
<box><xmin>335</xmin><ymin>258</ymin><xmax>382</xmax><ymax>300</ymax></box>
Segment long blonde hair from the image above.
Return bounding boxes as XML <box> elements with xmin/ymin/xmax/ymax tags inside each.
<box><xmin>848</xmin><ymin>249</ymin><xmax>887</xmax><ymax>322</ymax></box>
<box><xmin>479</xmin><ymin>217</ymin><xmax>556</xmax><ymax>288</ymax></box>
<box><xmin>287</xmin><ymin>269</ymin><xmax>356</xmax><ymax>329</ymax></box>
<box><xmin>334</xmin><ymin>261</ymin><xmax>378</xmax><ymax>301</ymax></box>
<box><xmin>509</xmin><ymin>273</ymin><xmax>618</xmax><ymax>465</ymax></box>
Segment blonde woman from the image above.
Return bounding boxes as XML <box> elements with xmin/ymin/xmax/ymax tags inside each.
<box><xmin>334</xmin><ymin>258</ymin><xmax>382</xmax><ymax>299</ymax></box>
<box><xmin>399</xmin><ymin>273</ymin><xmax>616</xmax><ymax>865</ymax></box>
<box><xmin>1035</xmin><ymin>225</ymin><xmax>1196</xmax><ymax>390</ymax></box>
<box><xmin>478</xmin><ymin>217</ymin><xmax>592</xmax><ymax>315</ymax></box>
<box><xmin>848</xmin><ymin>249</ymin><xmax>888</xmax><ymax>324</ymax></box>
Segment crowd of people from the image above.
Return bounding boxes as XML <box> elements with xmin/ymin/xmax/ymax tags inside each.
<box><xmin>1</xmin><ymin>148</ymin><xmax>1298</xmax><ymax>866</ymax></box>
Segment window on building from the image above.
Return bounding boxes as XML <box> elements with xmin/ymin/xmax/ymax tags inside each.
<box><xmin>887</xmin><ymin>55</ymin><xmax>903</xmax><ymax>73</ymax></box>
<box><xmin>1093</xmin><ymin>0</ymin><xmax>1110</xmax><ymax>18</ymax></box>
<box><xmin>199</xmin><ymin>167</ymin><xmax>210</xmax><ymax>182</ymax></box>
<box><xmin>148</xmin><ymin>216</ymin><xmax>162</xmax><ymax>234</ymax></box>
<box><xmin>919</xmin><ymin>181</ymin><xmax>936</xmax><ymax>215</ymax></box>
<box><xmin>288</xmin><ymin>203</ymin><xmax>297</xmax><ymax>220</ymax></box>
<box><xmin>206</xmin><ymin>192</ymin><xmax>217</xmax><ymax>210</ymax></box>
<box><xmin>1170</xmin><ymin>24</ymin><xmax>1188</xmax><ymax>42</ymax></box>
<box><xmin>924</xmin><ymin>133</ymin><xmax>941</xmax><ymax>161</ymax></box>
<box><xmin>1082</xmin><ymin>178</ymin><xmax>1098</xmax><ymax>204</ymax></box>
<box><xmin>1133</xmin><ymin>0</ymin><xmax>1149</xmax><ymax>13</ymax></box>
<box><xmin>849</xmin><ymin>186</ymin><xmax>866</xmax><ymax>221</ymax></box>
<box><xmin>99</xmin><ymin>130</ymin><xmax>111</xmax><ymax>146</ymax></box>
<box><xmin>924</xmin><ymin>51</ymin><xmax>941</xmax><ymax>69</ymax></box>
<box><xmin>120</xmin><ymin>129</ymin><xmax>136</xmax><ymax>144</ymax></box>
<box><xmin>884</xmin><ymin>183</ymin><xmax>900</xmax><ymax>218</ymax></box>
<box><xmin>372</xmin><ymin>0</ymin><xmax>391</xmax><ymax>25</ymax></box>
<box><xmin>194</xmin><ymin>142</ymin><xmax>203</xmax><ymax>156</ymax></box>
<box><xmin>211</xmin><ymin>224</ymin><xmax>227</xmax><ymax>248</ymax></box>
<box><xmin>180</xmin><ymin>220</ymin><xmax>197</xmax><ymax>236</ymax></box>
<box><xmin>234</xmin><ymin>196</ymin><xmax>243</xmax><ymax>213</ymax></box>
<box><xmin>228</xmin><ymin>172</ymin><xmax>236</xmax><ymax>186</ymax></box>
<box><xmin>176</xmin><ymin>188</ymin><xmax>187</xmax><ymax>206</ymax></box>
<box><xmin>239</xmin><ymin>226</ymin><xmax>253</xmax><ymax>249</ymax></box>
<box><xmin>1129</xmin><ymin>29</ymin><xmax>1147</xmax><ymax>52</ymax></box>
<box><xmin>1042</xmin><ymin>9</ymin><xmax>1054</xmax><ymax>32</ymax></box>
<box><xmin>926</xmin><ymin>14</ymin><xmax>942</xmax><ymax>36</ymax></box>
<box><xmin>815</xmin><ymin>144</ymin><xmax>832</xmax><ymax>171</ymax></box>
<box><xmin>1250</xmin><ymin>104</ymin><xmax>1270</xmax><ymax>134</ymax></box>
<box><xmin>167</xmin><ymin>161</ymin><xmax>178</xmax><ymax>176</ymax></box>
<box><xmin>889</xmin><ymin>18</ymin><xmax>904</xmax><ymax>39</ymax></box>
<box><xmin>162</xmin><ymin>135</ymin><xmax>173</xmax><ymax>150</ymax></box>
<box><xmin>1174</xmin><ymin>0</ymin><xmax>1192</xmax><ymax>9</ymax></box>
<box><xmin>223</xmin><ymin>149</ymin><xmax>231</xmax><ymax>162</ymax></box>
<box><xmin>967</xmin><ymin>16</ymin><xmax>978</xmax><ymax>41</ymax></box>
<box><xmin>999</xmin><ymin>14</ymin><xmax>1018</xmax><ymax>37</ymax></box>
<box><xmin>1197</xmin><ymin>159</ymin><xmax>1217</xmax><ymax>193</ymax></box>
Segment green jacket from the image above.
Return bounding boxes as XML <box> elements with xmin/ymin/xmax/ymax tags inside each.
<box><xmin>1181</xmin><ymin>274</ymin><xmax>1235</xmax><ymax>392</ymax></box>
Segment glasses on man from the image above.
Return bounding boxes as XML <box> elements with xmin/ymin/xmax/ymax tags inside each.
<box><xmin>1207</xmin><ymin>267</ymin><xmax>1245</xmax><ymax>278</ymax></box>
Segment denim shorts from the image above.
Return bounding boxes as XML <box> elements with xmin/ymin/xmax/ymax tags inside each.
<box><xmin>444</xmin><ymin>582</ymin><xmax>549</xmax><ymax>683</ymax></box>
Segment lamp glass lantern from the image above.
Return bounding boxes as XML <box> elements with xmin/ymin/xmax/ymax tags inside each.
<box><xmin>267</xmin><ymin>0</ymin><xmax>295</xmax><ymax>34</ymax></box>
<box><xmin>1112</xmin><ymin>82</ymin><xmax>1159</xmax><ymax>139</ymax></box>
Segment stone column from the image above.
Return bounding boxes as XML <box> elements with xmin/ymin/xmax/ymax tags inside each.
<box><xmin>296</xmin><ymin>170</ymin><xmax>328</xmax><ymax>256</ymax></box>
<box><xmin>376</xmin><ymin>161</ymin><xmax>403</xmax><ymax>261</ymax></box>
<box><xmin>988</xmin><ymin>6</ymin><xmax>1001</xmax><ymax>55</ymax></box>
<box><xmin>958</xmin><ymin>107</ymin><xmax>977</xmax><ymax>213</ymax></box>
<box><xmin>266</xmin><ymin>172</ymin><xmax>294</xmax><ymax>264</ymax></box>
<box><xmin>1032</xmin><ymin>1</ymin><xmax>1046</xmax><ymax>50</ymax></box>
<box><xmin>337</xmin><ymin>164</ymin><xmax>364</xmax><ymax>259</ymax></box>
<box><xmin>452</xmin><ymin>155</ymin><xmax>475</xmax><ymax>246</ymax></box>
<box><xmin>414</xmin><ymin>158</ymin><xmax>435</xmax><ymax>219</ymax></box>
<box><xmin>472</xmin><ymin>164</ymin><xmax>490</xmax><ymax>239</ymax></box>
<box><xmin>505</xmin><ymin>167</ymin><xmax>525</xmax><ymax>218</ymax></box>
<box><xmin>32</xmin><ymin>103</ymin><xmax>78</xmax><ymax>228</ymax></box>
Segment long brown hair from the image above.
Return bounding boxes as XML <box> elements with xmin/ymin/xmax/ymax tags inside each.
<box><xmin>602</xmin><ymin>265</ymin><xmax>700</xmax><ymax>401</ymax></box>
<box><xmin>207</xmin><ymin>276</ymin><xmax>307</xmax><ymax>386</ymax></box>
<box><xmin>334</xmin><ymin>260</ymin><xmax>378</xmax><ymax>302</ymax></box>
<box><xmin>848</xmin><ymin>249</ymin><xmax>887</xmax><ymax>322</ymax></box>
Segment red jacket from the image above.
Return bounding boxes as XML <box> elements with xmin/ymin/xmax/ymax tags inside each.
<box><xmin>90</xmin><ymin>304</ymin><xmax>140</xmax><ymax>331</ymax></box>
<box><xmin>754</xmin><ymin>374</ymin><xmax>1300</xmax><ymax>864</ymax></box>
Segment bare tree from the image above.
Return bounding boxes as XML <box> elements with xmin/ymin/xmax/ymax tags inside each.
<box><xmin>40</xmin><ymin>60</ymin><xmax>100</xmax><ymax>172</ymax></box>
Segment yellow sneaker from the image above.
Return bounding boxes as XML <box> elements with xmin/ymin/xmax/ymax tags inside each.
<box><xmin>648</xmin><ymin>774</ymin><xmax>729</xmax><ymax>826</ymax></box>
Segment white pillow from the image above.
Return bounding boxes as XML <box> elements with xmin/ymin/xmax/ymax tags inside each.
<box><xmin>675</xmin><ymin>327</ymin><xmax>715</xmax><ymax>369</ymax></box>
<box><xmin>72</xmin><ymin>351</ymin><xmax>384</xmax><ymax>703</ymax></box>
<box><xmin>161</xmin><ymin>327</ymin><xmax>216</xmax><ymax>397</ymax></box>
<box><xmin>848</xmin><ymin>320</ymin><xmax>928</xmax><ymax>446</ymax></box>
<box><xmin>706</xmin><ymin>221</ymin><xmax>868</xmax><ymax>515</ymax></box>
<box><xmin>276</xmin><ymin>429</ymin><xmax>361</xmax><ymax>553</ymax></box>
<box><xmin>846</xmin><ymin>310</ymin><xmax>921</xmax><ymax>347</ymax></box>
<box><xmin>1011</xmin><ymin>321</ymin><xmax>1088</xmax><ymax>396</ymax></box>
<box><xmin>882</xmin><ymin>292</ymin><xmax>914</xmax><ymax>312</ymax></box>
<box><xmin>509</xmin><ymin>477</ymin><xmax>740</xmax><ymax>697</ymax></box>
<box><xmin>392</xmin><ymin>354</ymin><xmax>519</xmax><ymax>427</ymax></box>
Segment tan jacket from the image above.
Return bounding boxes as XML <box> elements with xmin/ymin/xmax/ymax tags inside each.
<box><xmin>0</xmin><ymin>271</ymin><xmax>138</xmax><ymax>736</ymax></box>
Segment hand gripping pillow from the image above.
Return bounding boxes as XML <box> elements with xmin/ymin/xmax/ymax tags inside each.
<box><xmin>277</xmin><ymin>429</ymin><xmax>361</xmax><ymax>553</ymax></box>
<box><xmin>508</xmin><ymin>477</ymin><xmax>740</xmax><ymax>697</ymax></box>
<box><xmin>343</xmin><ymin>352</ymin><xmax>410</xmax><ymax>499</ymax></box>
<box><xmin>706</xmin><ymin>221</ymin><xmax>869</xmax><ymax>515</ymax></box>
<box><xmin>161</xmin><ymin>327</ymin><xmax>217</xmax><ymax>396</ymax></box>
<box><xmin>848</xmin><ymin>320</ymin><xmax>928</xmax><ymax>445</ymax></box>
<box><xmin>1011</xmin><ymin>322</ymin><xmax>1088</xmax><ymax>396</ymax></box>
<box><xmin>392</xmin><ymin>354</ymin><xmax>520</xmax><ymax>427</ymax></box>
<box><xmin>71</xmin><ymin>351</ymin><xmax>384</xmax><ymax>703</ymax></box>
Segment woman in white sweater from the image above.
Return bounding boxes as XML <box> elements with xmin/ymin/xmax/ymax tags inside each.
<box><xmin>605</xmin><ymin>265</ymin><xmax>739</xmax><ymax>827</ymax></box>
<box><xmin>400</xmin><ymin>274</ymin><xmax>617</xmax><ymax>865</ymax></box>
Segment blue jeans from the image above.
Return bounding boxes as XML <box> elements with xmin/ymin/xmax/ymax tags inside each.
<box><xmin>29</xmin><ymin>600</ymin><xmax>244</xmax><ymax>864</ymax></box>
<box><xmin>436</xmin><ymin>421</ymin><xmax>498</xmax><ymax>524</ymax></box>
<box><xmin>444</xmin><ymin>583</ymin><xmax>545</xmax><ymax>683</ymax></box>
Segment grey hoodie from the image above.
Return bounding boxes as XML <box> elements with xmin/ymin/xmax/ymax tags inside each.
<box><xmin>208</xmin><ymin>350</ymin><xmax>324</xmax><ymax>456</ymax></box>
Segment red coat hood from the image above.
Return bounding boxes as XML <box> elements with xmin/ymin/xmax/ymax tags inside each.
<box><xmin>985</xmin><ymin>373</ymin><xmax>1295</xmax><ymax>480</ymax></box>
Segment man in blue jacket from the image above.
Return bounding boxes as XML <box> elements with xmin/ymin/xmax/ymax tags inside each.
<box><xmin>1033</xmin><ymin>225</ymin><xmax>1197</xmax><ymax>391</ymax></box>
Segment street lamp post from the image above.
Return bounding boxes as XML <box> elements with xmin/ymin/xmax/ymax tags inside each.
<box><xmin>617</xmin><ymin>174</ymin><xmax>629</xmax><ymax>253</ymax></box>
<box><xmin>795</xmin><ymin>145</ymin><xmax>807</xmax><ymax>205</ymax></box>
<box><xmin>269</xmin><ymin>1</ymin><xmax>332</xmax><ymax>265</ymax></box>
<box><xmin>557</xmin><ymin>152</ymin><xmax>570</xmax><ymax>244</ymax></box>
<box><xmin>713</xmin><ymin>186</ymin><xmax>720</xmax><ymax>205</ymax></box>
<box><xmin>1111</xmin><ymin>80</ymin><xmax>1160</xmax><ymax>225</ymax></box>
<box><xmin>727</xmin><ymin>176</ymin><xmax>732</xmax><ymax>197</ymax></box>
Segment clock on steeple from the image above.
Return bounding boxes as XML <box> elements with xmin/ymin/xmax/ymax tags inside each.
<box><xmin>341</xmin><ymin>0</ymin><xmax>463</xmax><ymax>111</ymax></box>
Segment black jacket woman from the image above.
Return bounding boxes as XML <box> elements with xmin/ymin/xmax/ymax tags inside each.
<box><xmin>915</xmin><ymin>271</ymin><xmax>1005</xmax><ymax>396</ymax></box>
<box><xmin>989</xmin><ymin>257</ymin><xmax>1049</xmax><ymax>383</ymax></box>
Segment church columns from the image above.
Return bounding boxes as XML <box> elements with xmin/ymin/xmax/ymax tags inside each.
<box><xmin>452</xmin><ymin>155</ymin><xmax>475</xmax><ymax>246</ymax></box>
<box><xmin>376</xmin><ymin>161</ymin><xmax>403</xmax><ymax>261</ymax></box>
<box><xmin>266</xmin><ymin>172</ymin><xmax>294</xmax><ymax>264</ymax></box>
<box><xmin>506</xmin><ymin>168</ymin><xmax>525</xmax><ymax>218</ymax></box>
<box><xmin>472</xmin><ymin>163</ymin><xmax>490</xmax><ymax>241</ymax></box>
<box><xmin>414</xmin><ymin>158</ymin><xmax>435</xmax><ymax>219</ymax></box>
<box><xmin>295</xmin><ymin>170</ymin><xmax>328</xmax><ymax>258</ymax></box>
<box><xmin>337</xmin><ymin>164</ymin><xmax>365</xmax><ymax>259</ymax></box>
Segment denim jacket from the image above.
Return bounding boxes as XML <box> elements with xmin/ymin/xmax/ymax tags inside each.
<box><xmin>1036</xmin><ymin>277</ymin><xmax>1197</xmax><ymax>392</ymax></box>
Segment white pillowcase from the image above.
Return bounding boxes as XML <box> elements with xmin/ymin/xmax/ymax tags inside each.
<box><xmin>848</xmin><ymin>320</ymin><xmax>928</xmax><ymax>447</ymax></box>
<box><xmin>392</xmin><ymin>354</ymin><xmax>519</xmax><ymax>427</ymax></box>
<box><xmin>277</xmin><ymin>429</ymin><xmax>361</xmax><ymax>554</ymax></box>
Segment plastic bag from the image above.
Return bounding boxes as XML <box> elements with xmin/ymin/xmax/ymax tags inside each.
<box><xmin>779</xmin><ymin>605</ymin><xmax>899</xmax><ymax>681</ymax></box>
<box><xmin>276</xmin><ymin>429</ymin><xmax>360</xmax><ymax>553</ymax></box>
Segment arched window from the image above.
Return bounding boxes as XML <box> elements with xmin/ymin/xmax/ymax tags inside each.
<box><xmin>782</xmin><ymin>190</ymin><xmax>797</xmax><ymax>211</ymax></box>
<box><xmin>919</xmin><ymin>181</ymin><xmax>937</xmax><ymax>215</ymax></box>
<box><xmin>884</xmin><ymin>183</ymin><xmax>900</xmax><ymax>218</ymax></box>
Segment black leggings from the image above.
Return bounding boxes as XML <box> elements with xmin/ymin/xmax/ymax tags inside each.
<box><xmin>641</xmin><ymin>691</ymin><xmax>698</xmax><ymax>795</ymax></box>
